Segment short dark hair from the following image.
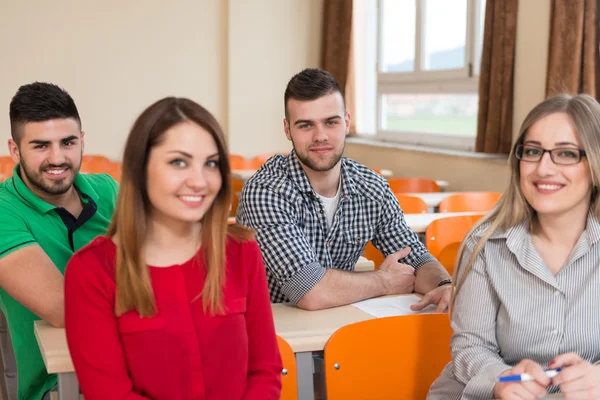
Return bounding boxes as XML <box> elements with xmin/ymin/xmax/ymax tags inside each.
<box><xmin>9</xmin><ymin>82</ymin><xmax>81</xmax><ymax>143</ymax></box>
<box><xmin>284</xmin><ymin>68</ymin><xmax>344</xmax><ymax>120</ymax></box>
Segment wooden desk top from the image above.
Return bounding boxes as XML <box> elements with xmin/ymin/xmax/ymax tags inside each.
<box><xmin>405</xmin><ymin>211</ymin><xmax>483</xmax><ymax>233</ymax></box>
<box><xmin>403</xmin><ymin>192</ymin><xmax>460</xmax><ymax>207</ymax></box>
<box><xmin>34</xmin><ymin>321</ymin><xmax>74</xmax><ymax>374</ymax></box>
<box><xmin>272</xmin><ymin>302</ymin><xmax>375</xmax><ymax>353</ymax></box>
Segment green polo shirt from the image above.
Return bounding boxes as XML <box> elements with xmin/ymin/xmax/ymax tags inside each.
<box><xmin>0</xmin><ymin>165</ymin><xmax>118</xmax><ymax>400</ymax></box>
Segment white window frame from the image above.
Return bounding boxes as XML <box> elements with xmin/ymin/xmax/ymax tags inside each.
<box><xmin>373</xmin><ymin>0</ymin><xmax>486</xmax><ymax>151</ymax></box>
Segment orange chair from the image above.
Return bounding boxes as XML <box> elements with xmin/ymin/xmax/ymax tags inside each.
<box><xmin>276</xmin><ymin>336</ymin><xmax>298</xmax><ymax>400</ymax></box>
<box><xmin>230</xmin><ymin>177</ymin><xmax>245</xmax><ymax>217</ymax></box>
<box><xmin>388</xmin><ymin>178</ymin><xmax>440</xmax><ymax>193</ymax></box>
<box><xmin>228</xmin><ymin>154</ymin><xmax>248</xmax><ymax>170</ymax></box>
<box><xmin>425</xmin><ymin>214</ymin><xmax>484</xmax><ymax>259</ymax></box>
<box><xmin>395</xmin><ymin>194</ymin><xmax>428</xmax><ymax>214</ymax></box>
<box><xmin>324</xmin><ymin>314</ymin><xmax>452</xmax><ymax>400</ymax></box>
<box><xmin>0</xmin><ymin>156</ymin><xmax>15</xmax><ymax>176</ymax></box>
<box><xmin>363</xmin><ymin>194</ymin><xmax>429</xmax><ymax>270</ymax></box>
<box><xmin>437</xmin><ymin>242</ymin><xmax>461</xmax><ymax>276</ymax></box>
<box><xmin>439</xmin><ymin>192</ymin><xmax>502</xmax><ymax>213</ymax></box>
<box><xmin>80</xmin><ymin>154</ymin><xmax>113</xmax><ymax>174</ymax></box>
<box><xmin>105</xmin><ymin>161</ymin><xmax>122</xmax><ymax>181</ymax></box>
<box><xmin>0</xmin><ymin>163</ymin><xmax>14</xmax><ymax>177</ymax></box>
<box><xmin>248</xmin><ymin>152</ymin><xmax>285</xmax><ymax>169</ymax></box>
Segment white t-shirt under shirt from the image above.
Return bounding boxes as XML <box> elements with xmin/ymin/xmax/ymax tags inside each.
<box><xmin>316</xmin><ymin>181</ymin><xmax>342</xmax><ymax>231</ymax></box>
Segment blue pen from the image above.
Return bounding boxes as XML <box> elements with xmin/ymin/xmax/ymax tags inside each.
<box><xmin>498</xmin><ymin>368</ymin><xmax>562</xmax><ymax>382</ymax></box>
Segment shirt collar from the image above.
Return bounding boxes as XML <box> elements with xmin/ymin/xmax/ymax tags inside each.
<box><xmin>8</xmin><ymin>164</ymin><xmax>100</xmax><ymax>214</ymax></box>
<box><xmin>480</xmin><ymin>211</ymin><xmax>600</xmax><ymax>285</ymax></box>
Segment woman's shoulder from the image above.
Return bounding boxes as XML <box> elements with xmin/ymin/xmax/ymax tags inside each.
<box><xmin>226</xmin><ymin>230</ymin><xmax>259</xmax><ymax>254</ymax></box>
<box><xmin>68</xmin><ymin>236</ymin><xmax>117</xmax><ymax>278</ymax></box>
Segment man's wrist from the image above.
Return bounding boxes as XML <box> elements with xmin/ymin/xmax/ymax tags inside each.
<box><xmin>437</xmin><ymin>278</ymin><xmax>452</xmax><ymax>287</ymax></box>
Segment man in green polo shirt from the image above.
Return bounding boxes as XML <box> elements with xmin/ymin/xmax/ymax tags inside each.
<box><xmin>0</xmin><ymin>82</ymin><xmax>118</xmax><ymax>400</ymax></box>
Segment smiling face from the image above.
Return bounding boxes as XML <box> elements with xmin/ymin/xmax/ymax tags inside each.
<box><xmin>284</xmin><ymin>92</ymin><xmax>350</xmax><ymax>172</ymax></box>
<box><xmin>519</xmin><ymin>112</ymin><xmax>592</xmax><ymax>218</ymax></box>
<box><xmin>9</xmin><ymin>118</ymin><xmax>83</xmax><ymax>199</ymax></box>
<box><xmin>145</xmin><ymin>121</ymin><xmax>222</xmax><ymax>228</ymax></box>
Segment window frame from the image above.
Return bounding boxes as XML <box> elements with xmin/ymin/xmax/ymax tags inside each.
<box><xmin>372</xmin><ymin>0</ymin><xmax>486</xmax><ymax>151</ymax></box>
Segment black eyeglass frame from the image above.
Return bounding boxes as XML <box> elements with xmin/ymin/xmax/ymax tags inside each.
<box><xmin>514</xmin><ymin>144</ymin><xmax>587</xmax><ymax>165</ymax></box>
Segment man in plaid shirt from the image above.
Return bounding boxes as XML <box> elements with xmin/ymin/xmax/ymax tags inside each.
<box><xmin>236</xmin><ymin>68</ymin><xmax>452</xmax><ymax>312</ymax></box>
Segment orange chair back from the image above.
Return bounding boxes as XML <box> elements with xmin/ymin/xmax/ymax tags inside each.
<box><xmin>80</xmin><ymin>155</ymin><xmax>113</xmax><ymax>174</ymax></box>
<box><xmin>230</xmin><ymin>177</ymin><xmax>245</xmax><ymax>217</ymax></box>
<box><xmin>276</xmin><ymin>336</ymin><xmax>298</xmax><ymax>400</ymax></box>
<box><xmin>0</xmin><ymin>163</ymin><xmax>14</xmax><ymax>177</ymax></box>
<box><xmin>229</xmin><ymin>154</ymin><xmax>248</xmax><ymax>170</ymax></box>
<box><xmin>425</xmin><ymin>214</ymin><xmax>484</xmax><ymax>259</ymax></box>
<box><xmin>324</xmin><ymin>314</ymin><xmax>452</xmax><ymax>400</ymax></box>
<box><xmin>438</xmin><ymin>192</ymin><xmax>502</xmax><ymax>213</ymax></box>
<box><xmin>395</xmin><ymin>194</ymin><xmax>428</xmax><ymax>214</ymax></box>
<box><xmin>437</xmin><ymin>242</ymin><xmax>461</xmax><ymax>276</ymax></box>
<box><xmin>388</xmin><ymin>178</ymin><xmax>440</xmax><ymax>193</ymax></box>
<box><xmin>363</xmin><ymin>242</ymin><xmax>384</xmax><ymax>271</ymax></box>
<box><xmin>106</xmin><ymin>161</ymin><xmax>122</xmax><ymax>181</ymax></box>
<box><xmin>0</xmin><ymin>155</ymin><xmax>14</xmax><ymax>164</ymax></box>
<box><xmin>363</xmin><ymin>195</ymin><xmax>428</xmax><ymax>270</ymax></box>
<box><xmin>248</xmin><ymin>153</ymin><xmax>277</xmax><ymax>168</ymax></box>
<box><xmin>0</xmin><ymin>156</ymin><xmax>15</xmax><ymax>176</ymax></box>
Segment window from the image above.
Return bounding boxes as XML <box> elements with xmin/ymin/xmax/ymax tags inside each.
<box><xmin>354</xmin><ymin>0</ymin><xmax>486</xmax><ymax>151</ymax></box>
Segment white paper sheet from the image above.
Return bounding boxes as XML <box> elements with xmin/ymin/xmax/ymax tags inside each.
<box><xmin>352</xmin><ymin>295</ymin><xmax>438</xmax><ymax>318</ymax></box>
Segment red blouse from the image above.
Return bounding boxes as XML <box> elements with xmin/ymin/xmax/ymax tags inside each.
<box><xmin>64</xmin><ymin>236</ymin><xmax>282</xmax><ymax>400</ymax></box>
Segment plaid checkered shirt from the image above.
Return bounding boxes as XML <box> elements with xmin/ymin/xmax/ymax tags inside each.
<box><xmin>236</xmin><ymin>151</ymin><xmax>435</xmax><ymax>304</ymax></box>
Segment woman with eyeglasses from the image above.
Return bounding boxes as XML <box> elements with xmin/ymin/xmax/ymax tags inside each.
<box><xmin>63</xmin><ymin>98</ymin><xmax>282</xmax><ymax>399</ymax></box>
<box><xmin>427</xmin><ymin>94</ymin><xmax>600</xmax><ymax>400</ymax></box>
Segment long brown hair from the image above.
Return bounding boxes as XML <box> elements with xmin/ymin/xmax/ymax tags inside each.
<box><xmin>108</xmin><ymin>97</ymin><xmax>252</xmax><ymax>317</ymax></box>
<box><xmin>450</xmin><ymin>94</ymin><xmax>600</xmax><ymax>315</ymax></box>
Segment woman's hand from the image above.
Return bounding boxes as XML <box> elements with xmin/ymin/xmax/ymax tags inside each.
<box><xmin>551</xmin><ymin>353</ymin><xmax>600</xmax><ymax>399</ymax></box>
<box><xmin>494</xmin><ymin>359</ymin><xmax>549</xmax><ymax>399</ymax></box>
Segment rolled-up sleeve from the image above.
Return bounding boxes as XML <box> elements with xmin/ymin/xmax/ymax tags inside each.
<box><xmin>371</xmin><ymin>186</ymin><xmax>436</xmax><ymax>269</ymax></box>
<box><xmin>236</xmin><ymin>182</ymin><xmax>325</xmax><ymax>304</ymax></box>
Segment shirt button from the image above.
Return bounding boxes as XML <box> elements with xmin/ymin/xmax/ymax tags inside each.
<box><xmin>325</xmin><ymin>242</ymin><xmax>329</xmax><ymax>247</ymax></box>
<box><xmin>554</xmin><ymin>290</ymin><xmax>561</xmax><ymax>297</ymax></box>
<box><xmin>551</xmin><ymin>329</ymin><xmax>559</xmax><ymax>335</ymax></box>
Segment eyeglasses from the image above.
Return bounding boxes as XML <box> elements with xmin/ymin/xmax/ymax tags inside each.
<box><xmin>515</xmin><ymin>144</ymin><xmax>587</xmax><ymax>165</ymax></box>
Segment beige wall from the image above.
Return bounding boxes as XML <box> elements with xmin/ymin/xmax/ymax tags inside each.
<box><xmin>345</xmin><ymin>0</ymin><xmax>551</xmax><ymax>193</ymax></box>
<box><xmin>0</xmin><ymin>0</ymin><xmax>323</xmax><ymax>159</ymax></box>
<box><xmin>0</xmin><ymin>0</ymin><xmax>227</xmax><ymax>159</ymax></box>
<box><xmin>228</xmin><ymin>0</ymin><xmax>323</xmax><ymax>156</ymax></box>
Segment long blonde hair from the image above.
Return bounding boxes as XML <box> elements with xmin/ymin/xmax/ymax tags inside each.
<box><xmin>450</xmin><ymin>94</ymin><xmax>600</xmax><ymax>314</ymax></box>
<box><xmin>108</xmin><ymin>97</ymin><xmax>252</xmax><ymax>317</ymax></box>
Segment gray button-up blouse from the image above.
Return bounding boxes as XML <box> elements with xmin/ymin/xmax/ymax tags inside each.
<box><xmin>427</xmin><ymin>215</ymin><xmax>600</xmax><ymax>399</ymax></box>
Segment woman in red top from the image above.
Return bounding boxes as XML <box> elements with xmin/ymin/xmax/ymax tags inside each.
<box><xmin>64</xmin><ymin>97</ymin><xmax>282</xmax><ymax>400</ymax></box>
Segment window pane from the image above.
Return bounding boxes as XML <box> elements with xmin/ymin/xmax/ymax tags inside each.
<box><xmin>422</xmin><ymin>0</ymin><xmax>467</xmax><ymax>71</ymax></box>
<box><xmin>380</xmin><ymin>0</ymin><xmax>415</xmax><ymax>72</ymax></box>
<box><xmin>382</xmin><ymin>94</ymin><xmax>478</xmax><ymax>136</ymax></box>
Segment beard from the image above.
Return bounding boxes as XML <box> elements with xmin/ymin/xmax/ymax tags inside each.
<box><xmin>294</xmin><ymin>142</ymin><xmax>345</xmax><ymax>172</ymax></box>
<box><xmin>20</xmin><ymin>156</ymin><xmax>80</xmax><ymax>196</ymax></box>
